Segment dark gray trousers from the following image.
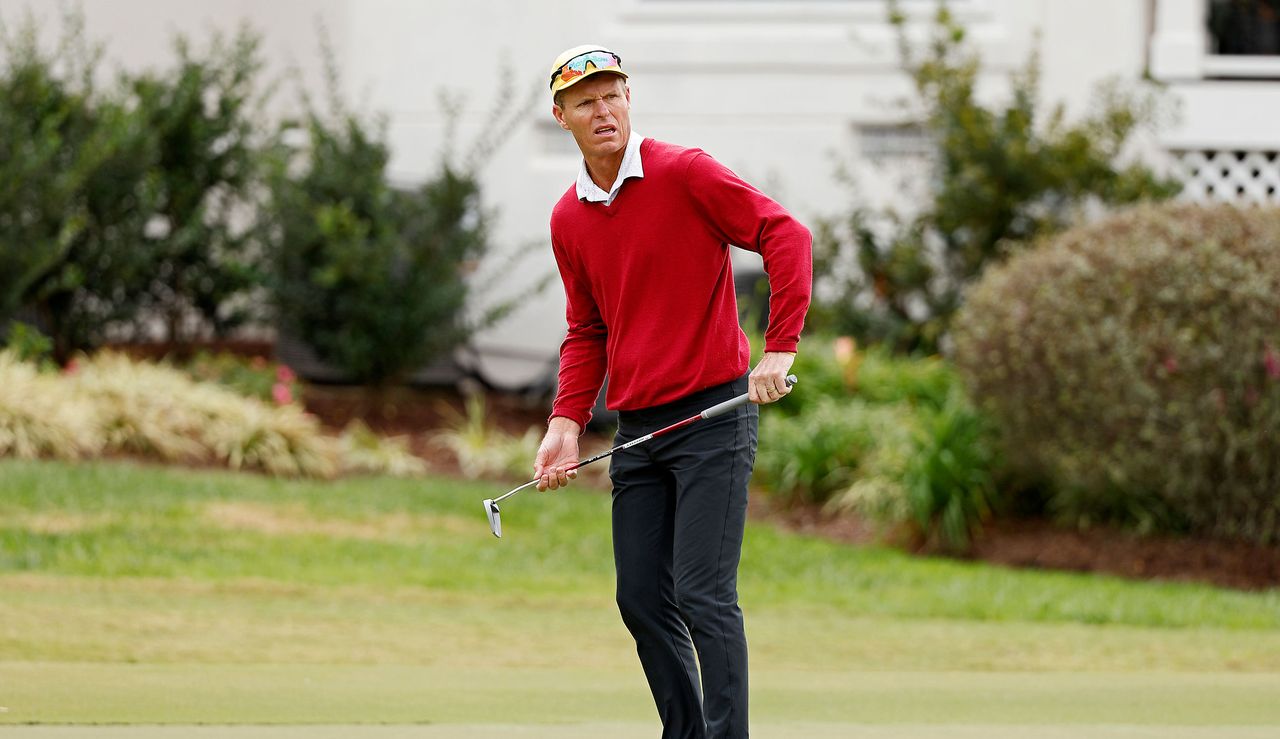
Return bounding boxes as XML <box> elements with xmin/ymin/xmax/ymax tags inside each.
<box><xmin>610</xmin><ymin>374</ymin><xmax>758</xmax><ymax>739</ymax></box>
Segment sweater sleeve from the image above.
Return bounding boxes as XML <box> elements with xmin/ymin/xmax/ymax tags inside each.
<box><xmin>684</xmin><ymin>152</ymin><xmax>813</xmax><ymax>353</ymax></box>
<box><xmin>549</xmin><ymin>232</ymin><xmax>607</xmax><ymax>429</ymax></box>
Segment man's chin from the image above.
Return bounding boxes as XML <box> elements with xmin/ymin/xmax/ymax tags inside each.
<box><xmin>589</xmin><ymin>139</ymin><xmax>626</xmax><ymax>158</ymax></box>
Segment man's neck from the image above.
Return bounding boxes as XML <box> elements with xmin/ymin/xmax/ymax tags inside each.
<box><xmin>584</xmin><ymin>135</ymin><xmax>629</xmax><ymax>192</ymax></box>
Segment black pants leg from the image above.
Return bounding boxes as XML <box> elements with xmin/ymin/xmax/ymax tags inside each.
<box><xmin>611</xmin><ymin>375</ymin><xmax>758</xmax><ymax>739</ymax></box>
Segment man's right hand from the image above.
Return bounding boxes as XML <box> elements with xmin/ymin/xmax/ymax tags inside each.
<box><xmin>534</xmin><ymin>416</ymin><xmax>582</xmax><ymax>491</ymax></box>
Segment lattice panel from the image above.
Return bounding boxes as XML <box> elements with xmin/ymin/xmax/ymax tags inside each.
<box><xmin>1172</xmin><ymin>150</ymin><xmax>1280</xmax><ymax>204</ymax></box>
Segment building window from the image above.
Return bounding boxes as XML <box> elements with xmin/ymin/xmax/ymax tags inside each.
<box><xmin>1208</xmin><ymin>0</ymin><xmax>1280</xmax><ymax>56</ymax></box>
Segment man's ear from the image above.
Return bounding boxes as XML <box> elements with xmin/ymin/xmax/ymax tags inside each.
<box><xmin>551</xmin><ymin>104</ymin><xmax>570</xmax><ymax>130</ymax></box>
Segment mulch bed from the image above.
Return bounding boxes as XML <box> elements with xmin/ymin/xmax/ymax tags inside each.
<box><xmin>749</xmin><ymin>496</ymin><xmax>1280</xmax><ymax>591</ymax></box>
<box><xmin>968</xmin><ymin>518</ymin><xmax>1280</xmax><ymax>591</ymax></box>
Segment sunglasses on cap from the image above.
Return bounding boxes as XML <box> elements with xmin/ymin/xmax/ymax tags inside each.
<box><xmin>549</xmin><ymin>50</ymin><xmax>623</xmax><ymax>90</ymax></box>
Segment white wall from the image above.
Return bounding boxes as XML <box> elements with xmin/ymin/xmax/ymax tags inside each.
<box><xmin>0</xmin><ymin>0</ymin><xmax>347</xmax><ymax>120</ymax></box>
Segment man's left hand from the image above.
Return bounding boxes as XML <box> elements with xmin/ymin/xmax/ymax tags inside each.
<box><xmin>749</xmin><ymin>351</ymin><xmax>795</xmax><ymax>405</ymax></box>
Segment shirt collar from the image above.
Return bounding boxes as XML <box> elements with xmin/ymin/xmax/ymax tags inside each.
<box><xmin>576</xmin><ymin>133</ymin><xmax>645</xmax><ymax>206</ymax></box>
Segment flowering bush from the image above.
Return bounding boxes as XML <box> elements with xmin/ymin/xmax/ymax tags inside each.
<box><xmin>184</xmin><ymin>351</ymin><xmax>301</xmax><ymax>406</ymax></box>
<box><xmin>953</xmin><ymin>203</ymin><xmax>1280</xmax><ymax>544</ymax></box>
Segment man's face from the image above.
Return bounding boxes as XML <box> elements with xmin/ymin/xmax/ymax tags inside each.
<box><xmin>552</xmin><ymin>75</ymin><xmax>631</xmax><ymax>160</ymax></box>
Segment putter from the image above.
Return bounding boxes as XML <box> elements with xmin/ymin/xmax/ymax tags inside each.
<box><xmin>483</xmin><ymin>374</ymin><xmax>797</xmax><ymax>538</ymax></box>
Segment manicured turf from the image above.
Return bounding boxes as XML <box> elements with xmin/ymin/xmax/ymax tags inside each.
<box><xmin>1</xmin><ymin>459</ymin><xmax>1278</xmax><ymax>734</ymax></box>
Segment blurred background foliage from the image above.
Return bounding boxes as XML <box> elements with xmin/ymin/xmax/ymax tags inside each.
<box><xmin>0</xmin><ymin>7</ymin><xmax>515</xmax><ymax>376</ymax></box>
<box><xmin>0</xmin><ymin>10</ymin><xmax>264</xmax><ymax>361</ymax></box>
<box><xmin>810</xmin><ymin>0</ymin><xmax>1182</xmax><ymax>354</ymax></box>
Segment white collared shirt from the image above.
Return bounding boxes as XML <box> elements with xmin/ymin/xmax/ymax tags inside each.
<box><xmin>575</xmin><ymin>132</ymin><xmax>646</xmax><ymax>206</ymax></box>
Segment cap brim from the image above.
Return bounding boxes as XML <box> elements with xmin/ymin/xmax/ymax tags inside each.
<box><xmin>551</xmin><ymin>68</ymin><xmax>628</xmax><ymax>95</ymax></box>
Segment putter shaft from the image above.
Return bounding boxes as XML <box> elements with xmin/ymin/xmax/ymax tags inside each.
<box><xmin>488</xmin><ymin>374</ymin><xmax>797</xmax><ymax>509</ymax></box>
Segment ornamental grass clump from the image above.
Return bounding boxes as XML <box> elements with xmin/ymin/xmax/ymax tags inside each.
<box><xmin>0</xmin><ymin>352</ymin><xmax>100</xmax><ymax>459</ymax></box>
<box><xmin>71</xmin><ymin>351</ymin><xmax>339</xmax><ymax>477</ymax></box>
<box><xmin>953</xmin><ymin>202</ymin><xmax>1280</xmax><ymax>544</ymax></box>
<box><xmin>430</xmin><ymin>393</ymin><xmax>541</xmax><ymax>480</ymax></box>
<box><xmin>340</xmin><ymin>420</ymin><xmax>427</xmax><ymax>478</ymax></box>
<box><xmin>1</xmin><ymin>347</ymin><xmax>428</xmax><ymax>478</ymax></box>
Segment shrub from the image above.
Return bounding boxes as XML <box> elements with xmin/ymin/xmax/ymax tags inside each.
<box><xmin>3</xmin><ymin>320</ymin><xmax>53</xmax><ymax>365</ymax></box>
<box><xmin>756</xmin><ymin>397</ymin><xmax>911</xmax><ymax>506</ymax></box>
<box><xmin>0</xmin><ymin>8</ymin><xmax>137</xmax><ymax>353</ymax></box>
<box><xmin>0</xmin><ymin>11</ymin><xmax>267</xmax><ymax>358</ymax></box>
<box><xmin>778</xmin><ymin>335</ymin><xmax>956</xmax><ymax>417</ymax></box>
<box><xmin>834</xmin><ymin>388</ymin><xmax>997</xmax><ymax>552</ymax></box>
<box><xmin>116</xmin><ymin>27</ymin><xmax>267</xmax><ymax>346</ymax></box>
<box><xmin>810</xmin><ymin>0</ymin><xmax>1179</xmax><ymax>353</ymax></box>
<box><xmin>753</xmin><ymin>336</ymin><xmax>1000</xmax><ymax>550</ymax></box>
<box><xmin>952</xmin><ymin>202</ymin><xmax>1280</xmax><ymax>544</ymax></box>
<box><xmin>260</xmin><ymin>35</ymin><xmax>533</xmax><ymax>386</ymax></box>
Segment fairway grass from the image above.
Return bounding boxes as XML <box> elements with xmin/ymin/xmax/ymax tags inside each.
<box><xmin>1</xmin><ymin>459</ymin><xmax>1279</xmax><ymax>732</ymax></box>
<box><xmin>2</xmin><ymin>663</ymin><xmax>1279</xmax><ymax>727</ymax></box>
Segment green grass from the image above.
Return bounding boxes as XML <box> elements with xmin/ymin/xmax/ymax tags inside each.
<box><xmin>1</xmin><ymin>458</ymin><xmax>1279</xmax><ymax>730</ymax></box>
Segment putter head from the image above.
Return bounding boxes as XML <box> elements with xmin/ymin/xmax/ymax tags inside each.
<box><xmin>483</xmin><ymin>499</ymin><xmax>502</xmax><ymax>538</ymax></box>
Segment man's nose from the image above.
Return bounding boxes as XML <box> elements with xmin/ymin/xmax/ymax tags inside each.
<box><xmin>592</xmin><ymin>99</ymin><xmax>611</xmax><ymax>116</ymax></box>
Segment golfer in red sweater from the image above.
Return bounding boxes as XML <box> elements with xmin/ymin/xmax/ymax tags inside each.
<box><xmin>534</xmin><ymin>45</ymin><xmax>812</xmax><ymax>739</ymax></box>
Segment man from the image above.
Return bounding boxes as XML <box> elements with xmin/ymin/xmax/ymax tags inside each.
<box><xmin>534</xmin><ymin>44</ymin><xmax>812</xmax><ymax>739</ymax></box>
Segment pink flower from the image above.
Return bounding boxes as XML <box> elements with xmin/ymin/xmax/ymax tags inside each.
<box><xmin>833</xmin><ymin>336</ymin><xmax>857</xmax><ymax>365</ymax></box>
<box><xmin>276</xmin><ymin>365</ymin><xmax>297</xmax><ymax>383</ymax></box>
<box><xmin>62</xmin><ymin>358</ymin><xmax>80</xmax><ymax>375</ymax></box>
<box><xmin>1264</xmin><ymin>346</ymin><xmax>1280</xmax><ymax>381</ymax></box>
<box><xmin>1163</xmin><ymin>356</ymin><xmax>1179</xmax><ymax>374</ymax></box>
<box><xmin>272</xmin><ymin>382</ymin><xmax>293</xmax><ymax>406</ymax></box>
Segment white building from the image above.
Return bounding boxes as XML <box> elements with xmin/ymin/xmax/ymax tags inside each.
<box><xmin>3</xmin><ymin>0</ymin><xmax>1277</xmax><ymax>388</ymax></box>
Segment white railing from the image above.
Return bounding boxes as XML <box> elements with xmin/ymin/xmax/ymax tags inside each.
<box><xmin>1170</xmin><ymin>149</ymin><xmax>1280</xmax><ymax>204</ymax></box>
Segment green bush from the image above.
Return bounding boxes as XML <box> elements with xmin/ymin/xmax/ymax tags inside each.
<box><xmin>810</xmin><ymin>0</ymin><xmax>1179</xmax><ymax>353</ymax></box>
<box><xmin>0</xmin><ymin>8</ymin><xmax>136</xmax><ymax>354</ymax></box>
<box><xmin>118</xmin><ymin>27</ymin><xmax>266</xmax><ymax>345</ymax></box>
<box><xmin>754</xmin><ymin>335</ymin><xmax>1000</xmax><ymax>550</ymax></box>
<box><xmin>262</xmin><ymin>36</ymin><xmax>508</xmax><ymax>387</ymax></box>
<box><xmin>835</xmin><ymin>388</ymin><xmax>997</xmax><ymax>552</ymax></box>
<box><xmin>952</xmin><ymin>202</ymin><xmax>1280</xmax><ymax>544</ymax></box>
<box><xmin>0</xmin><ymin>11</ymin><xmax>267</xmax><ymax>358</ymax></box>
<box><xmin>779</xmin><ymin>336</ymin><xmax>956</xmax><ymax>416</ymax></box>
<box><xmin>263</xmin><ymin>106</ymin><xmax>490</xmax><ymax>384</ymax></box>
<box><xmin>756</xmin><ymin>397</ymin><xmax>910</xmax><ymax>506</ymax></box>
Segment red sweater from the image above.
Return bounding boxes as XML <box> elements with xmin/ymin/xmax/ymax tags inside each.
<box><xmin>549</xmin><ymin>138</ymin><xmax>812</xmax><ymax>427</ymax></box>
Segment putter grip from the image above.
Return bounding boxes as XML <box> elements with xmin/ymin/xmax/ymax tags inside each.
<box><xmin>701</xmin><ymin>374</ymin><xmax>798</xmax><ymax>419</ymax></box>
